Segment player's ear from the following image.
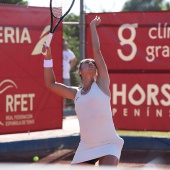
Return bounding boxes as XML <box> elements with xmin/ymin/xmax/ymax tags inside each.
<box><xmin>78</xmin><ymin>70</ymin><xmax>82</xmax><ymax>77</ymax></box>
<box><xmin>78</xmin><ymin>70</ymin><xmax>81</xmax><ymax>75</ymax></box>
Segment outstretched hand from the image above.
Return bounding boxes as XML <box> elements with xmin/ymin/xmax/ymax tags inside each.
<box><xmin>42</xmin><ymin>43</ymin><xmax>52</xmax><ymax>60</ymax></box>
<box><xmin>90</xmin><ymin>16</ymin><xmax>101</xmax><ymax>27</ymax></box>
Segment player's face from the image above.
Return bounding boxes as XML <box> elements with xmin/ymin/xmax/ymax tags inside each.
<box><xmin>79</xmin><ymin>59</ymin><xmax>97</xmax><ymax>78</ymax></box>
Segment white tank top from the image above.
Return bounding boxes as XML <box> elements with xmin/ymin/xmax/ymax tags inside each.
<box><xmin>74</xmin><ymin>82</ymin><xmax>123</xmax><ymax>146</ymax></box>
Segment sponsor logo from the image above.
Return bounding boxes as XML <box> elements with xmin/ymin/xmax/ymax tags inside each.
<box><xmin>117</xmin><ymin>23</ymin><xmax>170</xmax><ymax>62</ymax></box>
<box><xmin>31</xmin><ymin>25</ymin><xmax>50</xmax><ymax>55</ymax></box>
<box><xmin>0</xmin><ymin>79</ymin><xmax>18</xmax><ymax>94</ymax></box>
<box><xmin>0</xmin><ymin>25</ymin><xmax>50</xmax><ymax>56</ymax></box>
<box><xmin>112</xmin><ymin>83</ymin><xmax>170</xmax><ymax>118</ymax></box>
<box><xmin>0</xmin><ymin>79</ymin><xmax>35</xmax><ymax>127</ymax></box>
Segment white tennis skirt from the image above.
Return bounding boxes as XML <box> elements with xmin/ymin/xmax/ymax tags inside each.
<box><xmin>71</xmin><ymin>141</ymin><xmax>124</xmax><ymax>164</ymax></box>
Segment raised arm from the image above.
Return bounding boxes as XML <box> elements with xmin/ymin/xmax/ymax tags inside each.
<box><xmin>42</xmin><ymin>45</ymin><xmax>77</xmax><ymax>100</ymax></box>
<box><xmin>90</xmin><ymin>16</ymin><xmax>110</xmax><ymax>96</ymax></box>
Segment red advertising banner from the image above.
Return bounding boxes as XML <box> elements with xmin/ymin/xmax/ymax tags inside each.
<box><xmin>86</xmin><ymin>12</ymin><xmax>170</xmax><ymax>131</ymax></box>
<box><xmin>110</xmin><ymin>74</ymin><xmax>170</xmax><ymax>131</ymax></box>
<box><xmin>86</xmin><ymin>12</ymin><xmax>170</xmax><ymax>71</ymax></box>
<box><xmin>0</xmin><ymin>5</ymin><xmax>62</xmax><ymax>134</ymax></box>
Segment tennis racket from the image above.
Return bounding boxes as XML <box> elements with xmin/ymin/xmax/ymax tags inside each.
<box><xmin>42</xmin><ymin>0</ymin><xmax>75</xmax><ymax>55</ymax></box>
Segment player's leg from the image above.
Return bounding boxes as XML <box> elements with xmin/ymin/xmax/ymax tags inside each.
<box><xmin>72</xmin><ymin>158</ymin><xmax>99</xmax><ymax>166</ymax></box>
<box><xmin>99</xmin><ymin>155</ymin><xmax>119</xmax><ymax>166</ymax></box>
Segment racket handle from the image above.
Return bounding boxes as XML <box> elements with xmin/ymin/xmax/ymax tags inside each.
<box><xmin>46</xmin><ymin>33</ymin><xmax>53</xmax><ymax>47</ymax></box>
<box><xmin>42</xmin><ymin>33</ymin><xmax>53</xmax><ymax>55</ymax></box>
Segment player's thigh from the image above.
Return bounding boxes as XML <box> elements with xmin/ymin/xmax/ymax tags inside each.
<box><xmin>99</xmin><ymin>155</ymin><xmax>119</xmax><ymax>166</ymax></box>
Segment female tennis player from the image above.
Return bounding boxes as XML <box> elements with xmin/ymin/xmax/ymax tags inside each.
<box><xmin>42</xmin><ymin>16</ymin><xmax>124</xmax><ymax>166</ymax></box>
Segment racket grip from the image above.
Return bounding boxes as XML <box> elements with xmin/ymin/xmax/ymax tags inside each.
<box><xmin>42</xmin><ymin>33</ymin><xmax>53</xmax><ymax>55</ymax></box>
<box><xmin>45</xmin><ymin>33</ymin><xmax>53</xmax><ymax>47</ymax></box>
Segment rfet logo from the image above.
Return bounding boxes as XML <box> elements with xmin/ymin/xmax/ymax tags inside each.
<box><xmin>0</xmin><ymin>79</ymin><xmax>35</xmax><ymax>127</ymax></box>
<box><xmin>0</xmin><ymin>79</ymin><xmax>18</xmax><ymax>94</ymax></box>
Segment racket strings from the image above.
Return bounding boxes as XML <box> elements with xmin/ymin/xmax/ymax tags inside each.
<box><xmin>52</xmin><ymin>0</ymin><xmax>73</xmax><ymax>18</ymax></box>
<box><xmin>52</xmin><ymin>7</ymin><xmax>62</xmax><ymax>18</ymax></box>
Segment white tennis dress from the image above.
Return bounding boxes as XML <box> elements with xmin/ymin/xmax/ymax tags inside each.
<box><xmin>71</xmin><ymin>82</ymin><xmax>124</xmax><ymax>164</ymax></box>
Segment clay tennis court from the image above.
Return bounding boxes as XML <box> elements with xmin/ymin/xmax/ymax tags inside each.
<box><xmin>1</xmin><ymin>115</ymin><xmax>170</xmax><ymax>169</ymax></box>
<box><xmin>35</xmin><ymin>149</ymin><xmax>170</xmax><ymax>169</ymax></box>
<box><xmin>0</xmin><ymin>148</ymin><xmax>170</xmax><ymax>169</ymax></box>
